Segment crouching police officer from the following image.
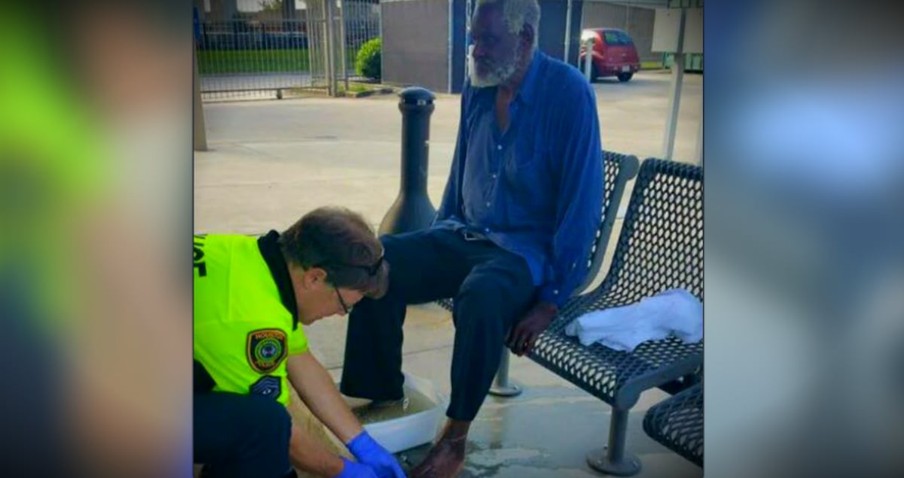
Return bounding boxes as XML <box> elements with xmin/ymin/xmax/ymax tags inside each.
<box><xmin>194</xmin><ymin>206</ymin><xmax>406</xmax><ymax>478</ymax></box>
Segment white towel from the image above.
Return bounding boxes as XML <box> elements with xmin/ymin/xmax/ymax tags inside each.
<box><xmin>564</xmin><ymin>289</ymin><xmax>703</xmax><ymax>352</ymax></box>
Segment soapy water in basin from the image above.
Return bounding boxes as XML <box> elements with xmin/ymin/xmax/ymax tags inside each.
<box><xmin>351</xmin><ymin>385</ymin><xmax>436</xmax><ymax>424</ymax></box>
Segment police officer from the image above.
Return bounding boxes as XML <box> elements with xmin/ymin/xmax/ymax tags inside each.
<box><xmin>194</xmin><ymin>206</ymin><xmax>406</xmax><ymax>478</ymax></box>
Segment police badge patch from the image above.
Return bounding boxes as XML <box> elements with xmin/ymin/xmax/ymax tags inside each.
<box><xmin>246</xmin><ymin>329</ymin><xmax>288</xmax><ymax>373</ymax></box>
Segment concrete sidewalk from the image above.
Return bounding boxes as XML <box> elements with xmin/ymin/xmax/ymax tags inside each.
<box><xmin>194</xmin><ymin>70</ymin><xmax>703</xmax><ymax>477</ymax></box>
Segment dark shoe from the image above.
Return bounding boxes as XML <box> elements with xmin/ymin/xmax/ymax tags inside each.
<box><xmin>367</xmin><ymin>396</ymin><xmax>410</xmax><ymax>411</ymax></box>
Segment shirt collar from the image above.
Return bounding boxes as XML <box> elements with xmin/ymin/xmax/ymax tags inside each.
<box><xmin>257</xmin><ymin>230</ymin><xmax>299</xmax><ymax>330</ymax></box>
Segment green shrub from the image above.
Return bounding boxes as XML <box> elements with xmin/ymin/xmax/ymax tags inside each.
<box><xmin>355</xmin><ymin>38</ymin><xmax>381</xmax><ymax>80</ymax></box>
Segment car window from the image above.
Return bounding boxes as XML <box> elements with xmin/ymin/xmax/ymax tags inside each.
<box><xmin>617</xmin><ymin>31</ymin><xmax>635</xmax><ymax>46</ymax></box>
<box><xmin>603</xmin><ymin>31</ymin><xmax>634</xmax><ymax>46</ymax></box>
<box><xmin>603</xmin><ymin>31</ymin><xmax>622</xmax><ymax>45</ymax></box>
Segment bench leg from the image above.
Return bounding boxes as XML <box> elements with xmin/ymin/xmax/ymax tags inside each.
<box><xmin>586</xmin><ymin>407</ymin><xmax>641</xmax><ymax>476</ymax></box>
<box><xmin>488</xmin><ymin>348</ymin><xmax>522</xmax><ymax>397</ymax></box>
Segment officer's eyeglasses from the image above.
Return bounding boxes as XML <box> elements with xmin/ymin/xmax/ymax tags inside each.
<box><xmin>334</xmin><ymin>286</ymin><xmax>352</xmax><ymax>315</ymax></box>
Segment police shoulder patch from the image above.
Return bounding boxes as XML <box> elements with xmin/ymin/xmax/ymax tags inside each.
<box><xmin>246</xmin><ymin>328</ymin><xmax>288</xmax><ymax>374</ymax></box>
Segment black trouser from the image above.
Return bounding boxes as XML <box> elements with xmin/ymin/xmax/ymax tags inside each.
<box><xmin>340</xmin><ymin>228</ymin><xmax>536</xmax><ymax>421</ymax></box>
<box><xmin>194</xmin><ymin>391</ymin><xmax>294</xmax><ymax>478</ymax></box>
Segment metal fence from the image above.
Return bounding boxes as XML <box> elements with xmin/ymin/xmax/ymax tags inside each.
<box><xmin>194</xmin><ymin>0</ymin><xmax>380</xmax><ymax>101</ymax></box>
<box><xmin>340</xmin><ymin>0</ymin><xmax>381</xmax><ymax>75</ymax></box>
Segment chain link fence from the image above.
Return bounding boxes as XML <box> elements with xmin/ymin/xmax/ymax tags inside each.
<box><xmin>194</xmin><ymin>0</ymin><xmax>380</xmax><ymax>102</ymax></box>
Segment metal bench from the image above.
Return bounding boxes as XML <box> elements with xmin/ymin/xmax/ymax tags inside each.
<box><xmin>527</xmin><ymin>158</ymin><xmax>703</xmax><ymax>476</ymax></box>
<box><xmin>436</xmin><ymin>150</ymin><xmax>640</xmax><ymax>396</ymax></box>
<box><xmin>642</xmin><ymin>382</ymin><xmax>703</xmax><ymax>467</ymax></box>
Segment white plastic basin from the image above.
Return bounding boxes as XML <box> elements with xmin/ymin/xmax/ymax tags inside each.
<box><xmin>346</xmin><ymin>372</ymin><xmax>446</xmax><ymax>454</ymax></box>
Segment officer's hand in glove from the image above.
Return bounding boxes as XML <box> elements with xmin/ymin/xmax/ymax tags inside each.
<box><xmin>346</xmin><ymin>430</ymin><xmax>407</xmax><ymax>478</ymax></box>
<box><xmin>335</xmin><ymin>457</ymin><xmax>379</xmax><ymax>478</ymax></box>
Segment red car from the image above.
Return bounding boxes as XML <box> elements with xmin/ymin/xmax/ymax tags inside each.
<box><xmin>579</xmin><ymin>28</ymin><xmax>641</xmax><ymax>82</ymax></box>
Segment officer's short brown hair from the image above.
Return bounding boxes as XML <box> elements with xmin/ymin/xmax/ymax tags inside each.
<box><xmin>279</xmin><ymin>206</ymin><xmax>389</xmax><ymax>299</ymax></box>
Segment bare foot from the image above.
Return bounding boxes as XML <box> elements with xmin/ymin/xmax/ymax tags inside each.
<box><xmin>408</xmin><ymin>435</ymin><xmax>466</xmax><ymax>478</ymax></box>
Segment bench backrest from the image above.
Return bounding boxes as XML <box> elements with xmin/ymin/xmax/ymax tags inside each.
<box><xmin>590</xmin><ymin>158</ymin><xmax>704</xmax><ymax>304</ymax></box>
<box><xmin>573</xmin><ymin>150</ymin><xmax>639</xmax><ymax>296</ymax></box>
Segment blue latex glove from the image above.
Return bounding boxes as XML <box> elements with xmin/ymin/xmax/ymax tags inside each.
<box><xmin>346</xmin><ymin>430</ymin><xmax>406</xmax><ymax>478</ymax></box>
<box><xmin>335</xmin><ymin>457</ymin><xmax>379</xmax><ymax>478</ymax></box>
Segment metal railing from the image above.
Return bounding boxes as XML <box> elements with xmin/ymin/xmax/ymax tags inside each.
<box><xmin>339</xmin><ymin>0</ymin><xmax>381</xmax><ymax>78</ymax></box>
<box><xmin>194</xmin><ymin>0</ymin><xmax>381</xmax><ymax>101</ymax></box>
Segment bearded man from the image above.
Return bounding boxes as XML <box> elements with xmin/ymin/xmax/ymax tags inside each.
<box><xmin>340</xmin><ymin>1</ymin><xmax>604</xmax><ymax>476</ymax></box>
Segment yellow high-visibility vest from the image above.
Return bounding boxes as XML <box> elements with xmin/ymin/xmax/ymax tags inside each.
<box><xmin>193</xmin><ymin>232</ymin><xmax>307</xmax><ymax>405</ymax></box>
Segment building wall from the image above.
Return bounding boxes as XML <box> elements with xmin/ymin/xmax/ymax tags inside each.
<box><xmin>382</xmin><ymin>0</ymin><xmax>451</xmax><ymax>92</ymax></box>
<box><xmin>536</xmin><ymin>0</ymin><xmax>585</xmax><ymax>67</ymax></box>
<box><xmin>537</xmin><ymin>0</ymin><xmax>568</xmax><ymax>61</ymax></box>
<box><xmin>582</xmin><ymin>2</ymin><xmax>658</xmax><ymax>63</ymax></box>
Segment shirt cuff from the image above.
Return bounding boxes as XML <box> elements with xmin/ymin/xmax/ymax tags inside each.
<box><xmin>538</xmin><ymin>285</ymin><xmax>568</xmax><ymax>308</ymax></box>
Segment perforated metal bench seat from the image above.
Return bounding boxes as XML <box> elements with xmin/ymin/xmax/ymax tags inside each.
<box><xmin>643</xmin><ymin>382</ymin><xmax>703</xmax><ymax>467</ymax></box>
<box><xmin>530</xmin><ymin>294</ymin><xmax>703</xmax><ymax>409</ymax></box>
<box><xmin>527</xmin><ymin>158</ymin><xmax>703</xmax><ymax>476</ymax></box>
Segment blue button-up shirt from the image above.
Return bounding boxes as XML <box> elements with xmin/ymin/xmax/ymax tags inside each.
<box><xmin>434</xmin><ymin>50</ymin><xmax>604</xmax><ymax>308</ymax></box>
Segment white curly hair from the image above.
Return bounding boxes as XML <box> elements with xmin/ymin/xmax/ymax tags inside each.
<box><xmin>474</xmin><ymin>0</ymin><xmax>541</xmax><ymax>50</ymax></box>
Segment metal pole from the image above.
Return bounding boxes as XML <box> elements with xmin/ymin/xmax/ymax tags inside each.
<box><xmin>607</xmin><ymin>409</ymin><xmax>629</xmax><ymax>465</ymax></box>
<box><xmin>283</xmin><ymin>0</ymin><xmax>298</xmax><ymax>95</ymax></box>
<box><xmin>661</xmin><ymin>8</ymin><xmax>686</xmax><ymax>161</ymax></box>
<box><xmin>583</xmin><ymin>37</ymin><xmax>593</xmax><ymax>82</ymax></box>
<box><xmin>379</xmin><ymin>88</ymin><xmax>438</xmax><ymax>235</ymax></box>
<box><xmin>378</xmin><ymin>0</ymin><xmax>384</xmax><ymax>80</ymax></box>
<box><xmin>695</xmin><ymin>118</ymin><xmax>703</xmax><ymax>165</ymax></box>
<box><xmin>315</xmin><ymin>0</ymin><xmax>333</xmax><ymax>91</ymax></box>
<box><xmin>488</xmin><ymin>348</ymin><xmax>522</xmax><ymax>397</ymax></box>
<box><xmin>586</xmin><ymin>407</ymin><xmax>642</xmax><ymax>476</ymax></box>
<box><xmin>447</xmin><ymin>0</ymin><xmax>454</xmax><ymax>93</ymax></box>
<box><xmin>464</xmin><ymin>0</ymin><xmax>473</xmax><ymax>82</ymax></box>
<box><xmin>564</xmin><ymin>0</ymin><xmax>573</xmax><ymax>63</ymax></box>
<box><xmin>323</xmin><ymin>0</ymin><xmax>336</xmax><ymax>96</ymax></box>
<box><xmin>193</xmin><ymin>42</ymin><xmax>207</xmax><ymax>151</ymax></box>
<box><xmin>338</xmin><ymin>0</ymin><xmax>349</xmax><ymax>92</ymax></box>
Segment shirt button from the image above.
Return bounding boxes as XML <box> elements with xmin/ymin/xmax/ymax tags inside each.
<box><xmin>496</xmin><ymin>145</ymin><xmax>502</xmax><ymax>151</ymax></box>
<box><xmin>492</xmin><ymin>174</ymin><xmax>497</xmax><ymax>179</ymax></box>
<box><xmin>484</xmin><ymin>227</ymin><xmax>490</xmax><ymax>233</ymax></box>
<box><xmin>485</xmin><ymin>201</ymin><xmax>491</xmax><ymax>207</ymax></box>
<box><xmin>553</xmin><ymin>290</ymin><xmax>559</xmax><ymax>295</ymax></box>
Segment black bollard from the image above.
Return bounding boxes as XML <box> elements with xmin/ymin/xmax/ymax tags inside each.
<box><xmin>379</xmin><ymin>87</ymin><xmax>438</xmax><ymax>235</ymax></box>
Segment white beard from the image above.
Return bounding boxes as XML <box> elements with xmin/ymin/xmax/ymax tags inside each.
<box><xmin>468</xmin><ymin>43</ymin><xmax>522</xmax><ymax>88</ymax></box>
